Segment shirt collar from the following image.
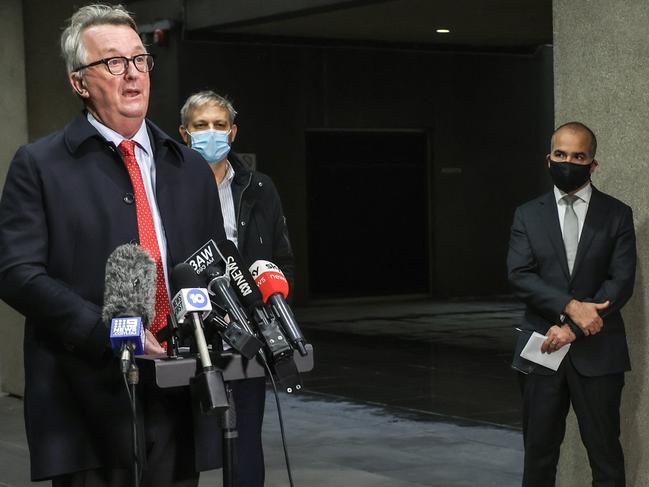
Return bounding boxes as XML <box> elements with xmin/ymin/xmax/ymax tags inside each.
<box><xmin>554</xmin><ymin>182</ymin><xmax>592</xmax><ymax>205</ymax></box>
<box><xmin>218</xmin><ymin>160</ymin><xmax>236</xmax><ymax>189</ymax></box>
<box><xmin>86</xmin><ymin>112</ymin><xmax>152</xmax><ymax>157</ymax></box>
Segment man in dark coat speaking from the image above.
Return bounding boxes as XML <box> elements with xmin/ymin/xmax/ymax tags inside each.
<box><xmin>0</xmin><ymin>4</ymin><xmax>224</xmax><ymax>486</ymax></box>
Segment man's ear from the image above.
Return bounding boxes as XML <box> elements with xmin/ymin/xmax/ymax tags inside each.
<box><xmin>230</xmin><ymin>124</ymin><xmax>238</xmax><ymax>144</ymax></box>
<box><xmin>69</xmin><ymin>73</ymin><xmax>89</xmax><ymax>98</ymax></box>
<box><xmin>179</xmin><ymin>126</ymin><xmax>190</xmax><ymax>146</ymax></box>
<box><xmin>590</xmin><ymin>159</ymin><xmax>599</xmax><ymax>174</ymax></box>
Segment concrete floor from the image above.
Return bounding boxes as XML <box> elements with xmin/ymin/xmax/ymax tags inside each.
<box><xmin>0</xmin><ymin>298</ymin><xmax>525</xmax><ymax>486</ymax></box>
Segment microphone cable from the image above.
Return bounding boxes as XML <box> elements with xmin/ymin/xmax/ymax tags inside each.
<box><xmin>260</xmin><ymin>354</ymin><xmax>296</xmax><ymax>487</ymax></box>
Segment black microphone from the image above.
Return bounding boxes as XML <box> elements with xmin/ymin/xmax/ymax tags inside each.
<box><xmin>249</xmin><ymin>260</ymin><xmax>308</xmax><ymax>356</ymax></box>
<box><xmin>102</xmin><ymin>244</ymin><xmax>156</xmax><ymax>373</ymax></box>
<box><xmin>170</xmin><ymin>263</ymin><xmax>228</xmax><ymax>412</ymax></box>
<box><xmin>204</xmin><ymin>265</ymin><xmax>263</xmax><ymax>359</ymax></box>
<box><xmin>205</xmin><ymin>264</ymin><xmax>255</xmax><ymax>335</ymax></box>
<box><xmin>216</xmin><ymin>240</ymin><xmax>302</xmax><ymax>393</ymax></box>
<box><xmin>216</xmin><ymin>240</ymin><xmax>292</xmax><ymax>357</ymax></box>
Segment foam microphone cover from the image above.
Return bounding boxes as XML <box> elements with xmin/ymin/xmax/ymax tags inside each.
<box><xmin>102</xmin><ymin>244</ymin><xmax>156</xmax><ymax>327</ymax></box>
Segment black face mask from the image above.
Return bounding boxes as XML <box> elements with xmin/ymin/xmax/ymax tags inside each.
<box><xmin>548</xmin><ymin>160</ymin><xmax>593</xmax><ymax>193</ymax></box>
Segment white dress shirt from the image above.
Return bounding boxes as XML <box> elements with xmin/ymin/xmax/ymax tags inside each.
<box><xmin>554</xmin><ymin>183</ymin><xmax>592</xmax><ymax>241</ymax></box>
<box><xmin>87</xmin><ymin>112</ymin><xmax>170</xmax><ymax>293</ymax></box>
<box><xmin>217</xmin><ymin>160</ymin><xmax>238</xmax><ymax>248</ymax></box>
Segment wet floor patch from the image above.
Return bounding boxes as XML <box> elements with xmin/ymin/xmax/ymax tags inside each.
<box><xmin>295</xmin><ymin>299</ymin><xmax>525</xmax><ymax>428</ymax></box>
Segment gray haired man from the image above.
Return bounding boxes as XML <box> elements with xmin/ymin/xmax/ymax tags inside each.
<box><xmin>0</xmin><ymin>4</ymin><xmax>224</xmax><ymax>486</ymax></box>
<box><xmin>180</xmin><ymin>91</ymin><xmax>295</xmax><ymax>487</ymax></box>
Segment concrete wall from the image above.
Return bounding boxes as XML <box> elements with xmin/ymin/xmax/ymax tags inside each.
<box><xmin>0</xmin><ymin>0</ymin><xmax>81</xmax><ymax>395</ymax></box>
<box><xmin>23</xmin><ymin>0</ymin><xmax>82</xmax><ymax>140</ymax></box>
<box><xmin>0</xmin><ymin>0</ymin><xmax>29</xmax><ymax>395</ymax></box>
<box><xmin>553</xmin><ymin>1</ymin><xmax>649</xmax><ymax>485</ymax></box>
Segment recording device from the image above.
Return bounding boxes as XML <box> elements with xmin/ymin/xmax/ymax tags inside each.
<box><xmin>249</xmin><ymin>260</ymin><xmax>308</xmax><ymax>356</ymax></box>
<box><xmin>216</xmin><ymin>240</ymin><xmax>302</xmax><ymax>393</ymax></box>
<box><xmin>171</xmin><ymin>263</ymin><xmax>228</xmax><ymax>412</ymax></box>
<box><xmin>204</xmin><ymin>265</ymin><xmax>263</xmax><ymax>359</ymax></box>
<box><xmin>102</xmin><ymin>244</ymin><xmax>156</xmax><ymax>373</ymax></box>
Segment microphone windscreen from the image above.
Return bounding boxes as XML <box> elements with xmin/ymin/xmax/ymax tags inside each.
<box><xmin>102</xmin><ymin>244</ymin><xmax>156</xmax><ymax>327</ymax></box>
<box><xmin>216</xmin><ymin>240</ymin><xmax>264</xmax><ymax>308</ymax></box>
<box><xmin>171</xmin><ymin>262</ymin><xmax>204</xmax><ymax>292</ymax></box>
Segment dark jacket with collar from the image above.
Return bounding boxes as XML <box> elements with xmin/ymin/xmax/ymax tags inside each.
<box><xmin>229</xmin><ymin>152</ymin><xmax>294</xmax><ymax>292</ymax></box>
<box><xmin>0</xmin><ymin>113</ymin><xmax>225</xmax><ymax>480</ymax></box>
<box><xmin>507</xmin><ymin>186</ymin><xmax>636</xmax><ymax>376</ymax></box>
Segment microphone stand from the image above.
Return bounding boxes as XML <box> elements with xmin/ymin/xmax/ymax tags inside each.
<box><xmin>137</xmin><ymin>345</ymin><xmax>313</xmax><ymax>487</ymax></box>
<box><xmin>201</xmin><ymin>332</ymin><xmax>239</xmax><ymax>487</ymax></box>
<box><xmin>221</xmin><ymin>382</ymin><xmax>238</xmax><ymax>487</ymax></box>
<box><xmin>124</xmin><ymin>347</ymin><xmax>141</xmax><ymax>487</ymax></box>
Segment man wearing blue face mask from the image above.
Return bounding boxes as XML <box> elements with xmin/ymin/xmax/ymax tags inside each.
<box><xmin>507</xmin><ymin>122</ymin><xmax>636</xmax><ymax>486</ymax></box>
<box><xmin>179</xmin><ymin>90</ymin><xmax>295</xmax><ymax>487</ymax></box>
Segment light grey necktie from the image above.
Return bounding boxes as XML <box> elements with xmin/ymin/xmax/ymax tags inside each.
<box><xmin>563</xmin><ymin>194</ymin><xmax>579</xmax><ymax>273</ymax></box>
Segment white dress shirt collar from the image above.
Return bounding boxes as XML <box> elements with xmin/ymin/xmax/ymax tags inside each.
<box><xmin>86</xmin><ymin>112</ymin><xmax>152</xmax><ymax>156</ymax></box>
<box><xmin>553</xmin><ymin>182</ymin><xmax>592</xmax><ymax>205</ymax></box>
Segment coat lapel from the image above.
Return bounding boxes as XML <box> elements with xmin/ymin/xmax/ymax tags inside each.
<box><xmin>539</xmin><ymin>191</ymin><xmax>571</xmax><ymax>280</ymax></box>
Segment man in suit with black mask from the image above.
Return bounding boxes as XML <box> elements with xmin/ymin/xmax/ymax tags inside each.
<box><xmin>507</xmin><ymin>122</ymin><xmax>636</xmax><ymax>487</ymax></box>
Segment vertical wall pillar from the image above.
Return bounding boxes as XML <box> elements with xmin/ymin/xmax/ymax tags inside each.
<box><xmin>0</xmin><ymin>0</ymin><xmax>29</xmax><ymax>395</ymax></box>
<box><xmin>553</xmin><ymin>1</ymin><xmax>649</xmax><ymax>485</ymax></box>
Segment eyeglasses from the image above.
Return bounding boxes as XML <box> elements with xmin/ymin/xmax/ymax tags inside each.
<box><xmin>73</xmin><ymin>54</ymin><xmax>154</xmax><ymax>76</ymax></box>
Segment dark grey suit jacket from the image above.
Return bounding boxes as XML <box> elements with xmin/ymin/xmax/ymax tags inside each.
<box><xmin>507</xmin><ymin>186</ymin><xmax>636</xmax><ymax>376</ymax></box>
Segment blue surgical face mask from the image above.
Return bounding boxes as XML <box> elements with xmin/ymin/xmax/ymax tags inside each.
<box><xmin>188</xmin><ymin>129</ymin><xmax>231</xmax><ymax>164</ymax></box>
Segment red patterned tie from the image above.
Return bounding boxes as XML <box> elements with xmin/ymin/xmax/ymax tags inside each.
<box><xmin>118</xmin><ymin>140</ymin><xmax>171</xmax><ymax>342</ymax></box>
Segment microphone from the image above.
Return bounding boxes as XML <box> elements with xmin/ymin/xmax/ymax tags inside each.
<box><xmin>205</xmin><ymin>264</ymin><xmax>255</xmax><ymax>335</ymax></box>
<box><xmin>216</xmin><ymin>240</ymin><xmax>303</xmax><ymax>393</ymax></box>
<box><xmin>249</xmin><ymin>260</ymin><xmax>308</xmax><ymax>356</ymax></box>
<box><xmin>179</xmin><ymin>241</ymin><xmax>264</xmax><ymax>359</ymax></box>
<box><xmin>170</xmin><ymin>263</ymin><xmax>228</xmax><ymax>412</ymax></box>
<box><xmin>170</xmin><ymin>263</ymin><xmax>214</xmax><ymax>367</ymax></box>
<box><xmin>204</xmin><ymin>265</ymin><xmax>263</xmax><ymax>359</ymax></box>
<box><xmin>109</xmin><ymin>317</ymin><xmax>146</xmax><ymax>373</ymax></box>
<box><xmin>102</xmin><ymin>244</ymin><xmax>156</xmax><ymax>373</ymax></box>
<box><xmin>216</xmin><ymin>240</ymin><xmax>291</xmax><ymax>358</ymax></box>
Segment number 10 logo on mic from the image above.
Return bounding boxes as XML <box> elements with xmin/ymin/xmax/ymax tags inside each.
<box><xmin>172</xmin><ymin>288</ymin><xmax>212</xmax><ymax>323</ymax></box>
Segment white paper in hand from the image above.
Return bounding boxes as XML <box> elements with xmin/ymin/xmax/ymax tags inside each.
<box><xmin>520</xmin><ymin>332</ymin><xmax>570</xmax><ymax>371</ymax></box>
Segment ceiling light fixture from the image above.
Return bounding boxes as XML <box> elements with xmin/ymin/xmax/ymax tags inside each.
<box><xmin>436</xmin><ymin>28</ymin><xmax>450</xmax><ymax>34</ymax></box>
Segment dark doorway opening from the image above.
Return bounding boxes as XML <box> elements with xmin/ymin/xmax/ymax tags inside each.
<box><xmin>306</xmin><ymin>129</ymin><xmax>430</xmax><ymax>299</ymax></box>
